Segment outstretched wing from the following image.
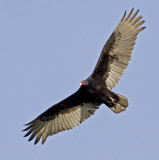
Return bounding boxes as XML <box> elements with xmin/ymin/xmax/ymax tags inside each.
<box><xmin>92</xmin><ymin>8</ymin><xmax>145</xmax><ymax>90</ymax></box>
<box><xmin>23</xmin><ymin>87</ymin><xmax>100</xmax><ymax>145</ymax></box>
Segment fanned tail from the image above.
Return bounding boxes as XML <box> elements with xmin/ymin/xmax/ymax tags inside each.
<box><xmin>109</xmin><ymin>93</ymin><xmax>128</xmax><ymax>114</ymax></box>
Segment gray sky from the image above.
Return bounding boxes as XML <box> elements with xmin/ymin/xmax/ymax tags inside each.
<box><xmin>0</xmin><ymin>0</ymin><xmax>159</xmax><ymax>160</ymax></box>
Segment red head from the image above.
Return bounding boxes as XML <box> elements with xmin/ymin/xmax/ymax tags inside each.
<box><xmin>80</xmin><ymin>80</ymin><xmax>88</xmax><ymax>86</ymax></box>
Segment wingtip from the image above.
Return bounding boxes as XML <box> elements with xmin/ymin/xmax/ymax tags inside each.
<box><xmin>42</xmin><ymin>140</ymin><xmax>45</xmax><ymax>145</ymax></box>
<box><xmin>24</xmin><ymin>122</ymin><xmax>32</xmax><ymax>126</ymax></box>
<box><xmin>123</xmin><ymin>8</ymin><xmax>135</xmax><ymax>22</ymax></box>
<box><xmin>42</xmin><ymin>139</ymin><xmax>46</xmax><ymax>145</ymax></box>
<box><xmin>24</xmin><ymin>134</ymin><xmax>29</xmax><ymax>137</ymax></box>
<box><xmin>142</xmin><ymin>26</ymin><xmax>146</xmax><ymax>30</ymax></box>
<box><xmin>136</xmin><ymin>9</ymin><xmax>140</xmax><ymax>15</ymax></box>
<box><xmin>131</xmin><ymin>8</ymin><xmax>134</xmax><ymax>12</ymax></box>
<box><xmin>28</xmin><ymin>137</ymin><xmax>32</xmax><ymax>142</ymax></box>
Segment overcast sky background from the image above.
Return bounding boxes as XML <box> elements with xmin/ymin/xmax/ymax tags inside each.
<box><xmin>0</xmin><ymin>0</ymin><xmax>159</xmax><ymax>160</ymax></box>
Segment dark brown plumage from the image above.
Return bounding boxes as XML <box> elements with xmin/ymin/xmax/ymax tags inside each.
<box><xmin>23</xmin><ymin>8</ymin><xmax>145</xmax><ymax>144</ymax></box>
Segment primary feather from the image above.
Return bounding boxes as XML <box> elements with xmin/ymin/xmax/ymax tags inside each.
<box><xmin>92</xmin><ymin>8</ymin><xmax>145</xmax><ymax>90</ymax></box>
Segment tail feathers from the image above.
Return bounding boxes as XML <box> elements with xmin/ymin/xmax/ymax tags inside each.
<box><xmin>110</xmin><ymin>94</ymin><xmax>128</xmax><ymax>114</ymax></box>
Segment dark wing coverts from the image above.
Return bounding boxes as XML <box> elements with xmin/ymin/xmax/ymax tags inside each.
<box><xmin>24</xmin><ymin>88</ymin><xmax>100</xmax><ymax>144</ymax></box>
<box><xmin>92</xmin><ymin>8</ymin><xmax>145</xmax><ymax>89</ymax></box>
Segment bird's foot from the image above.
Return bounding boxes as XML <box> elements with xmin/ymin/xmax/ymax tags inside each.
<box><xmin>105</xmin><ymin>97</ymin><xmax>117</xmax><ymax>107</ymax></box>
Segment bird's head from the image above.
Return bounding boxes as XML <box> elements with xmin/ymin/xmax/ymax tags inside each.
<box><xmin>80</xmin><ymin>80</ymin><xmax>88</xmax><ymax>86</ymax></box>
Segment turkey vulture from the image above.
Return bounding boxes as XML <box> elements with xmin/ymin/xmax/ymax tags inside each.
<box><xmin>23</xmin><ymin>8</ymin><xmax>145</xmax><ymax>144</ymax></box>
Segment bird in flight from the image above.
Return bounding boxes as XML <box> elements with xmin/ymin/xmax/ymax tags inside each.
<box><xmin>23</xmin><ymin>8</ymin><xmax>145</xmax><ymax>144</ymax></box>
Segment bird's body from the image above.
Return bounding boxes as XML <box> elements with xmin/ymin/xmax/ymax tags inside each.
<box><xmin>23</xmin><ymin>8</ymin><xmax>145</xmax><ymax>144</ymax></box>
